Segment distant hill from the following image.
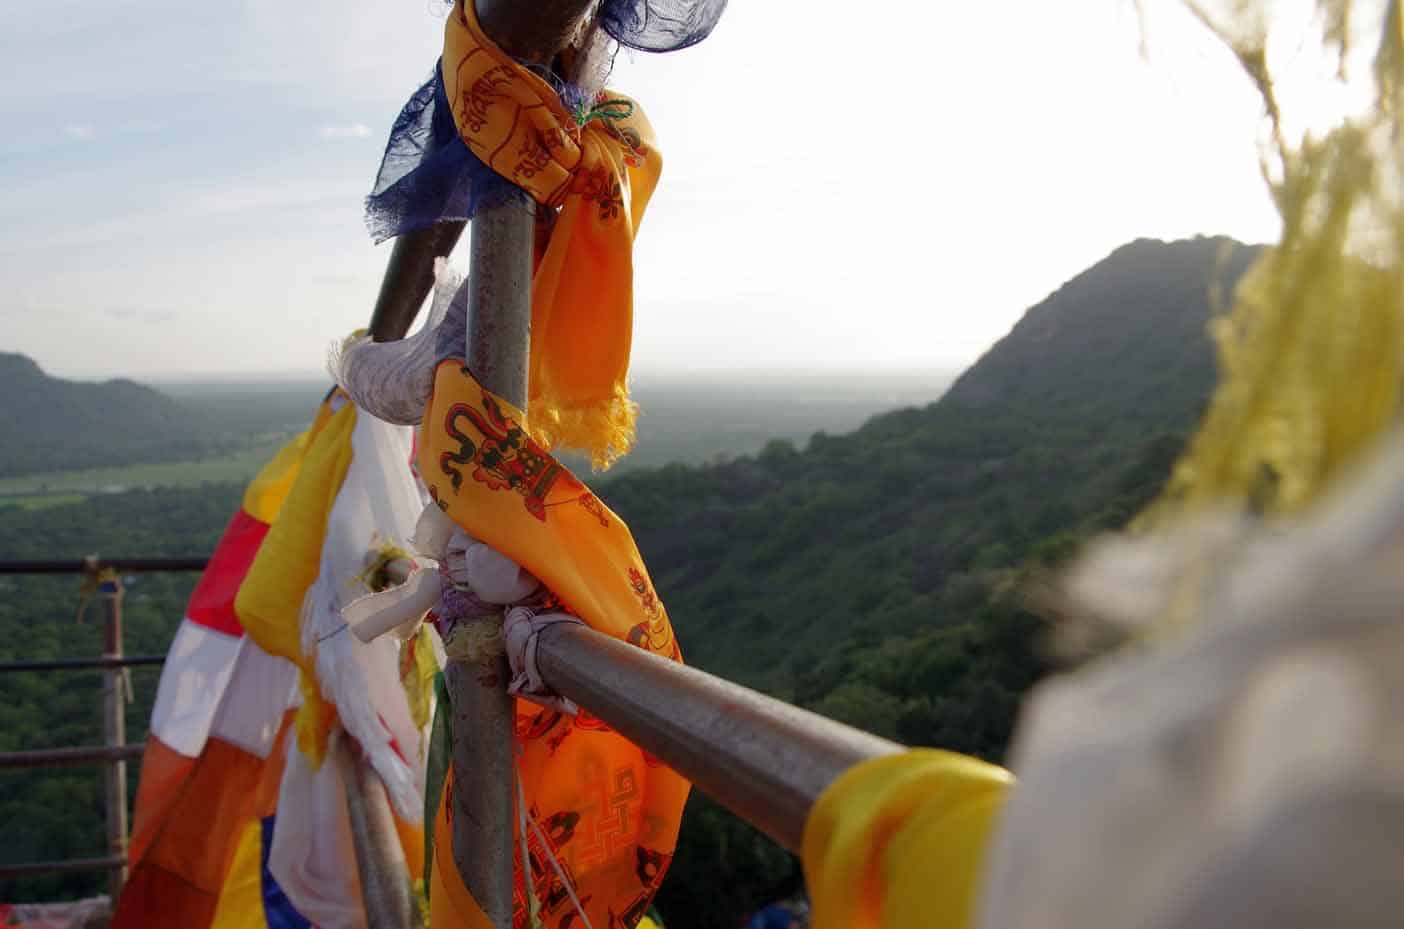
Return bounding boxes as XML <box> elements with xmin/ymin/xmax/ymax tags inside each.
<box><xmin>944</xmin><ymin>236</ymin><xmax>1251</xmax><ymax>420</ymax></box>
<box><xmin>0</xmin><ymin>353</ymin><xmax>209</xmax><ymax>478</ymax></box>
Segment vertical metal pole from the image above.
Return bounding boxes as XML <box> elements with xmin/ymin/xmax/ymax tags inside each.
<box><xmin>98</xmin><ymin>569</ymin><xmax>128</xmax><ymax>901</ymax></box>
<box><xmin>445</xmin><ymin>197</ymin><xmax>534</xmax><ymax>929</ymax></box>
<box><xmin>333</xmin><ymin>734</ymin><xmax>421</xmax><ymax>929</ymax></box>
<box><xmin>368</xmin><ymin>222</ymin><xmax>467</xmax><ymax>343</ymax></box>
<box><xmin>445</xmin><ymin>5</ymin><xmax>606</xmax><ymax>924</ymax></box>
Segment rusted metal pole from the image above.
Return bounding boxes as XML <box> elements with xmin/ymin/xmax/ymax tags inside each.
<box><xmin>476</xmin><ymin>0</ymin><xmax>609</xmax><ymax>65</ymax></box>
<box><xmin>0</xmin><ymin>655</ymin><xmax>163</xmax><ymax>673</ymax></box>
<box><xmin>0</xmin><ymin>557</ymin><xmax>208</xmax><ymax>574</ymax></box>
<box><xmin>445</xmin><ymin>3</ymin><xmax>602</xmax><ymax>926</ymax></box>
<box><xmin>0</xmin><ymin>856</ymin><xmax>128</xmax><ymax>881</ymax></box>
<box><xmin>332</xmin><ymin>733</ymin><xmax>420</xmax><ymax>929</ymax></box>
<box><xmin>0</xmin><ymin>744</ymin><xmax>144</xmax><ymax>770</ymax></box>
<box><xmin>97</xmin><ymin>570</ymin><xmax>129</xmax><ymax>901</ymax></box>
<box><xmin>368</xmin><ymin>222</ymin><xmax>468</xmax><ymax>342</ymax></box>
<box><xmin>535</xmin><ymin>624</ymin><xmax>903</xmax><ymax>853</ymax></box>
<box><xmin>446</xmin><ymin>156</ymin><xmax>534</xmax><ymax>929</ymax></box>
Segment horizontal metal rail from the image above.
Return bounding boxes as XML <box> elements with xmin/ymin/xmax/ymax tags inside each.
<box><xmin>536</xmin><ymin>623</ymin><xmax>902</xmax><ymax>853</ymax></box>
<box><xmin>0</xmin><ymin>557</ymin><xmax>209</xmax><ymax>575</ymax></box>
<box><xmin>0</xmin><ymin>744</ymin><xmax>144</xmax><ymax>771</ymax></box>
<box><xmin>0</xmin><ymin>655</ymin><xmax>164</xmax><ymax>673</ymax></box>
<box><xmin>0</xmin><ymin>553</ymin><xmax>896</xmax><ymax>862</ymax></box>
<box><xmin>0</xmin><ymin>855</ymin><xmax>127</xmax><ymax>880</ymax></box>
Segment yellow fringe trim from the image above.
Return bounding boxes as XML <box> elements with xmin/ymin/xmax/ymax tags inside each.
<box><xmin>442</xmin><ymin>615</ymin><xmax>505</xmax><ymax>663</ymax></box>
<box><xmin>529</xmin><ymin>385</ymin><xmax>639</xmax><ymax>472</ymax></box>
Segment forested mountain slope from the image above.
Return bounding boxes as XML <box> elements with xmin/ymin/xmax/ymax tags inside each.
<box><xmin>608</xmin><ymin>236</ymin><xmax>1256</xmax><ymax>712</ymax></box>
<box><xmin>0</xmin><ymin>354</ymin><xmax>207</xmax><ymax>478</ymax></box>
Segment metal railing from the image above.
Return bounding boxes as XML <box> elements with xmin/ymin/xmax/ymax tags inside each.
<box><xmin>0</xmin><ymin>556</ymin><xmax>207</xmax><ymax>897</ymax></box>
<box><xmin>0</xmin><ymin>556</ymin><xmax>899</xmax><ymax>923</ymax></box>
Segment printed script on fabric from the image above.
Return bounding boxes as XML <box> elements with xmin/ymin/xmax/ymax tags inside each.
<box><xmin>422</xmin><ymin>362</ymin><xmax>680</xmax><ymax>663</ymax></box>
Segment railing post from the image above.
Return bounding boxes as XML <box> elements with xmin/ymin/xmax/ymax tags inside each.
<box><xmin>332</xmin><ymin>733</ymin><xmax>421</xmax><ymax>929</ymax></box>
<box><xmin>443</xmin><ymin>127</ymin><xmax>537</xmax><ymax>929</ymax></box>
<box><xmin>444</xmin><ymin>3</ymin><xmax>603</xmax><ymax>924</ymax></box>
<box><xmin>368</xmin><ymin>223</ymin><xmax>467</xmax><ymax>343</ymax></box>
<box><xmin>94</xmin><ymin>562</ymin><xmax>128</xmax><ymax>900</ymax></box>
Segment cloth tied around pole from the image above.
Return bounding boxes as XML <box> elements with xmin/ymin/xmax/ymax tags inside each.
<box><xmin>342</xmin><ymin>503</ymin><xmax>531</xmax><ymax>638</ymax></box>
<box><xmin>502</xmin><ymin>607</ymin><xmax>584</xmax><ymax>714</ymax></box>
<box><xmin>418</xmin><ymin>360</ymin><xmax>689</xmax><ymax>929</ymax></box>
<box><xmin>440</xmin><ymin>0</ymin><xmax>663</xmax><ymax>470</ymax></box>
<box><xmin>365</xmin><ymin>0</ymin><xmax>726</xmax><ymax>240</ymax></box>
<box><xmin>341</xmin><ymin>505</ymin><xmax>586</xmax><ymax>713</ymax></box>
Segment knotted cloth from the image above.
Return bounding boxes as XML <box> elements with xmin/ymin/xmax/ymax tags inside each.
<box><xmin>421</xmin><ymin>360</ymin><xmax>690</xmax><ymax>929</ymax></box>
<box><xmin>442</xmin><ymin>0</ymin><xmax>663</xmax><ymax>469</ymax></box>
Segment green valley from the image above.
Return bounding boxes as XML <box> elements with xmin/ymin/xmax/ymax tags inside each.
<box><xmin>0</xmin><ymin>236</ymin><xmax>1257</xmax><ymax>928</ymax></box>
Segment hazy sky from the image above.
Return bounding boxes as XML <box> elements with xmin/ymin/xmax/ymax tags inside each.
<box><xmin>2</xmin><ymin>1</ymin><xmax>1283</xmax><ymax>381</ymax></box>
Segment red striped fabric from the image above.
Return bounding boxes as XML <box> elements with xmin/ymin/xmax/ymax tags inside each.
<box><xmin>186</xmin><ymin>508</ymin><xmax>269</xmax><ymax>636</ymax></box>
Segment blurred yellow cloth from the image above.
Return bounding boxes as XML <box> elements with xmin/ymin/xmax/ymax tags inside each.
<box><xmin>442</xmin><ymin>0</ymin><xmax>662</xmax><ymax>468</ymax></box>
<box><xmin>1136</xmin><ymin>1</ymin><xmax>1404</xmax><ymax>526</ymax></box>
<box><xmin>236</xmin><ymin>396</ymin><xmax>353</xmax><ymax>666</ymax></box>
<box><xmin>421</xmin><ymin>361</ymin><xmax>690</xmax><ymax>929</ymax></box>
<box><xmin>802</xmin><ymin>750</ymin><xmax>1013</xmax><ymax>929</ymax></box>
<box><xmin>241</xmin><ymin>428</ymin><xmax>309</xmax><ymax>524</ymax></box>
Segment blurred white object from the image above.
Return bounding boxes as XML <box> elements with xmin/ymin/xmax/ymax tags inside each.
<box><xmin>977</xmin><ymin>432</ymin><xmax>1404</xmax><ymax>929</ymax></box>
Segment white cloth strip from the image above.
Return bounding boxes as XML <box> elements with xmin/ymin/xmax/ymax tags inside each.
<box><xmin>503</xmin><ymin>608</ymin><xmax>585</xmax><ymax>714</ymax></box>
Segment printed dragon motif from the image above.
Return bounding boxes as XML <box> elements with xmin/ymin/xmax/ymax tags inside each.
<box><xmin>439</xmin><ymin>391</ymin><xmax>580</xmax><ymax>521</ymax></box>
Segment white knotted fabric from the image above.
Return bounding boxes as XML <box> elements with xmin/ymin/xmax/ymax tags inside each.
<box><xmin>268</xmin><ymin>403</ymin><xmax>434</xmax><ymax>929</ymax></box>
<box><xmin>501</xmin><ymin>608</ymin><xmax>584</xmax><ymax>713</ymax></box>
<box><xmin>331</xmin><ymin>260</ymin><xmax>462</xmax><ymax>426</ymax></box>
<box><xmin>344</xmin><ymin>500</ymin><xmax>587</xmax><ymax>713</ymax></box>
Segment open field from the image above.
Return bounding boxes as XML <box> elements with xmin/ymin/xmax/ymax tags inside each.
<box><xmin>0</xmin><ymin>435</ymin><xmax>293</xmax><ymax>497</ymax></box>
<box><xmin>0</xmin><ymin>494</ymin><xmax>88</xmax><ymax>511</ymax></box>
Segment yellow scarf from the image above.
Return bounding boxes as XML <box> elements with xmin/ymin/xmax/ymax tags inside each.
<box><xmin>420</xmin><ymin>360</ymin><xmax>689</xmax><ymax>929</ymax></box>
<box><xmin>442</xmin><ymin>0</ymin><xmax>663</xmax><ymax>470</ymax></box>
<box><xmin>235</xmin><ymin>394</ymin><xmax>356</xmax><ymax>762</ymax></box>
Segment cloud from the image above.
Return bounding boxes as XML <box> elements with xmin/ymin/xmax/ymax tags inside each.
<box><xmin>118</xmin><ymin>119</ymin><xmax>166</xmax><ymax>135</ymax></box>
<box><xmin>105</xmin><ymin>306</ymin><xmax>177</xmax><ymax>323</ymax></box>
<box><xmin>186</xmin><ymin>179</ymin><xmax>355</xmax><ymax>215</ymax></box>
<box><xmin>318</xmin><ymin>123</ymin><xmax>372</xmax><ymax>140</ymax></box>
<box><xmin>64</xmin><ymin>124</ymin><xmax>95</xmax><ymax>141</ymax></box>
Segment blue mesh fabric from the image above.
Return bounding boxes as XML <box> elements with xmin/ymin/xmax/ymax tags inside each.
<box><xmin>366</xmin><ymin>0</ymin><xmax>728</xmax><ymax>241</ymax></box>
<box><xmin>363</xmin><ymin>64</ymin><xmax>523</xmax><ymax>244</ymax></box>
<box><xmin>599</xmin><ymin>0</ymin><xmax>728</xmax><ymax>52</ymax></box>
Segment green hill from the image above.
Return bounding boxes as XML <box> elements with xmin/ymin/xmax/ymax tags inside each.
<box><xmin>0</xmin><ymin>354</ymin><xmax>210</xmax><ymax>478</ymax></box>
